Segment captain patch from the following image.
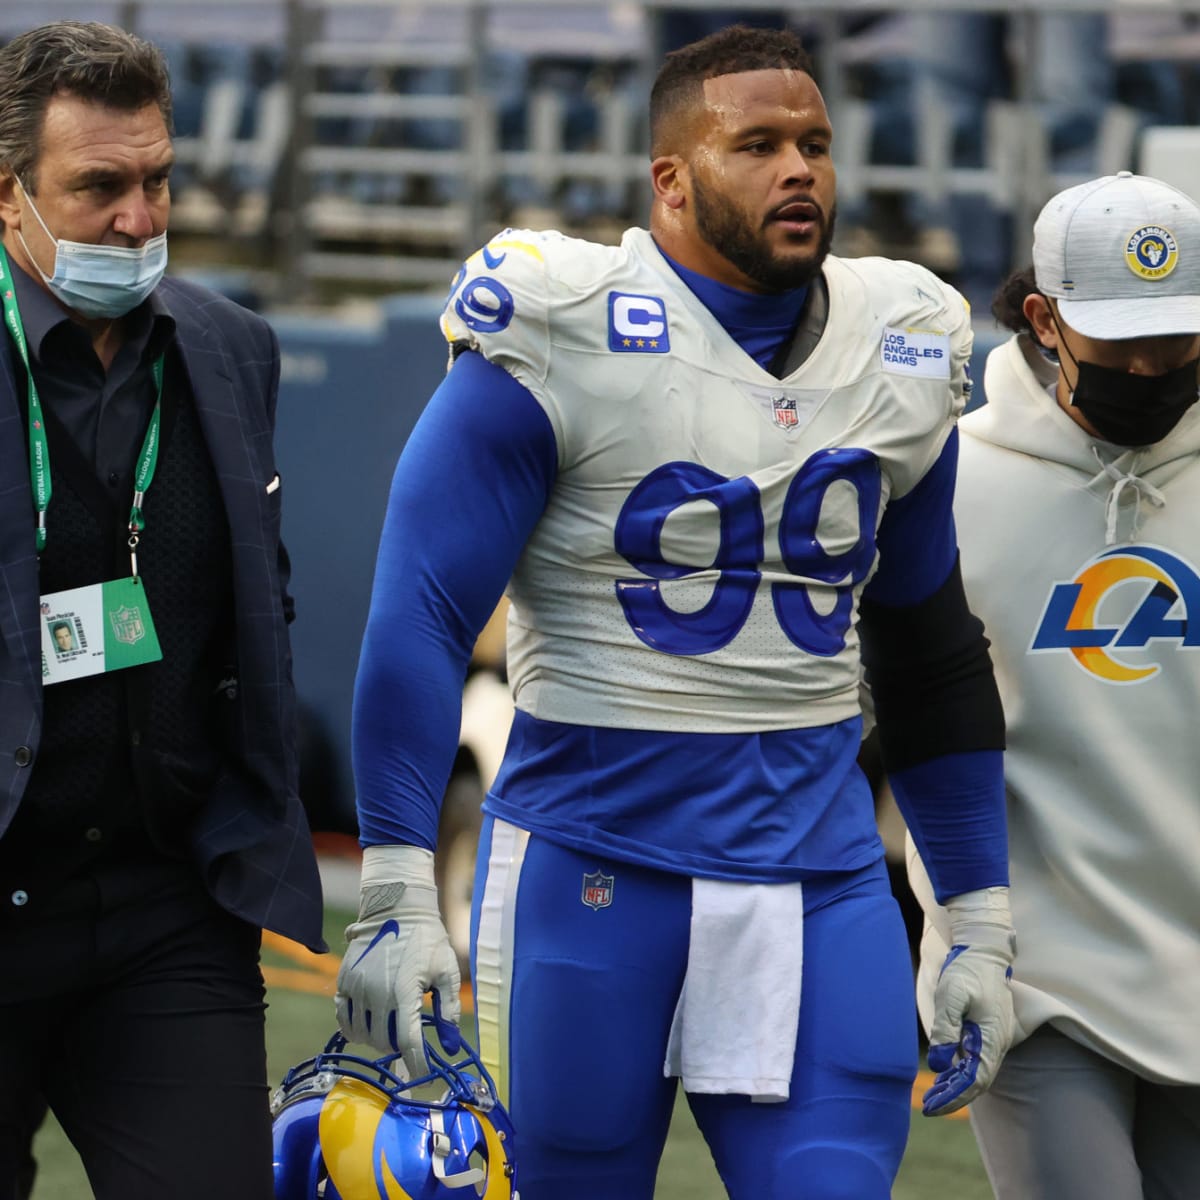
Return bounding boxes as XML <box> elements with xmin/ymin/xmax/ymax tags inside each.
<box><xmin>880</xmin><ymin>326</ymin><xmax>950</xmax><ymax>379</ymax></box>
<box><xmin>608</xmin><ymin>292</ymin><xmax>670</xmax><ymax>353</ymax></box>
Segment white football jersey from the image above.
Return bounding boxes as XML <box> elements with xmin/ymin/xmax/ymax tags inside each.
<box><xmin>441</xmin><ymin>227</ymin><xmax>972</xmax><ymax>733</ymax></box>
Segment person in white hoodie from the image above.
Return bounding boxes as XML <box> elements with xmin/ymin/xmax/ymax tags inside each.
<box><xmin>908</xmin><ymin>170</ymin><xmax>1200</xmax><ymax>1199</ymax></box>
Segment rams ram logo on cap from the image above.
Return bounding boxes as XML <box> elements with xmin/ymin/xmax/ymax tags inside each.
<box><xmin>1125</xmin><ymin>225</ymin><xmax>1179</xmax><ymax>281</ymax></box>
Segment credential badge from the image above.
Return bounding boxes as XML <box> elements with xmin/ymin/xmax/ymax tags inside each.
<box><xmin>581</xmin><ymin>869</ymin><xmax>614</xmax><ymax>911</ymax></box>
<box><xmin>110</xmin><ymin>604</ymin><xmax>146</xmax><ymax>645</ymax></box>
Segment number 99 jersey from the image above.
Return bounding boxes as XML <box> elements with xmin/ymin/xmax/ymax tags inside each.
<box><xmin>440</xmin><ymin>227</ymin><xmax>973</xmax><ymax>735</ymax></box>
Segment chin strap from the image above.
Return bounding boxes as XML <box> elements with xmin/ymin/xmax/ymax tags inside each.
<box><xmin>430</xmin><ymin>1108</ymin><xmax>485</xmax><ymax>1189</ymax></box>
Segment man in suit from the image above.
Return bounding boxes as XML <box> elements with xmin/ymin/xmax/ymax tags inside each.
<box><xmin>0</xmin><ymin>21</ymin><xmax>324</xmax><ymax>1200</ymax></box>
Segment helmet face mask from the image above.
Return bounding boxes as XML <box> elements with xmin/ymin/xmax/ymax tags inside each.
<box><xmin>272</xmin><ymin>1016</ymin><xmax>518</xmax><ymax>1199</ymax></box>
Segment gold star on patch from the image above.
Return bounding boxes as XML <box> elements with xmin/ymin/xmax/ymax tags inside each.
<box><xmin>636</xmin><ymin>339</ymin><xmax>645</xmax><ymax>348</ymax></box>
<box><xmin>622</xmin><ymin>338</ymin><xmax>632</xmax><ymax>347</ymax></box>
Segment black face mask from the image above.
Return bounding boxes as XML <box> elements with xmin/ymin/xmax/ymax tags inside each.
<box><xmin>1069</xmin><ymin>357</ymin><xmax>1200</xmax><ymax>447</ymax></box>
<box><xmin>1048</xmin><ymin>308</ymin><xmax>1200</xmax><ymax>446</ymax></box>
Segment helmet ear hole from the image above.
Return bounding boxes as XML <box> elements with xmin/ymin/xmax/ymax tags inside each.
<box><xmin>470</xmin><ymin>1145</ymin><xmax>487</xmax><ymax>1177</ymax></box>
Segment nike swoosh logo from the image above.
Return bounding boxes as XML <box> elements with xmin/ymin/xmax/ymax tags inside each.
<box><xmin>482</xmin><ymin>245</ymin><xmax>506</xmax><ymax>270</ymax></box>
<box><xmin>351</xmin><ymin>919</ymin><xmax>401</xmax><ymax>969</ymax></box>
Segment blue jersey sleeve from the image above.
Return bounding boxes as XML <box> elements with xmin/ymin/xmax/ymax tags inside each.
<box><xmin>889</xmin><ymin>751</ymin><xmax>1008</xmax><ymax>902</ymax></box>
<box><xmin>860</xmin><ymin>428</ymin><xmax>1008</xmax><ymax>900</ymax></box>
<box><xmin>352</xmin><ymin>350</ymin><xmax>558</xmax><ymax>848</ymax></box>
<box><xmin>865</xmin><ymin>428</ymin><xmax>959</xmax><ymax>607</ymax></box>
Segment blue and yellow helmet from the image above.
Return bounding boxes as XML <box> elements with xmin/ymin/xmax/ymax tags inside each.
<box><xmin>271</xmin><ymin>1015</ymin><xmax>517</xmax><ymax>1200</ymax></box>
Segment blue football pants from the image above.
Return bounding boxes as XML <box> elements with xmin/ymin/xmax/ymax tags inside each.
<box><xmin>470</xmin><ymin>816</ymin><xmax>917</xmax><ymax>1200</ymax></box>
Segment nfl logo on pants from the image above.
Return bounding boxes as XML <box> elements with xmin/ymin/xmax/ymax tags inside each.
<box><xmin>581</xmin><ymin>870</ymin><xmax>614</xmax><ymax>910</ymax></box>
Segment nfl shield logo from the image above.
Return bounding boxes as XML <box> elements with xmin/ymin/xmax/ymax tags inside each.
<box><xmin>771</xmin><ymin>395</ymin><xmax>798</xmax><ymax>428</ymax></box>
<box><xmin>581</xmin><ymin>870</ymin><xmax>614</xmax><ymax>911</ymax></box>
<box><xmin>110</xmin><ymin>604</ymin><xmax>146</xmax><ymax>645</ymax></box>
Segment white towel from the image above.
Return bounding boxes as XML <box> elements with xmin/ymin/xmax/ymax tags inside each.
<box><xmin>663</xmin><ymin>878</ymin><xmax>804</xmax><ymax>1103</ymax></box>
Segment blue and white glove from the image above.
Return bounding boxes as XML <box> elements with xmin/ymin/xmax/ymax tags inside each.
<box><xmin>922</xmin><ymin>885</ymin><xmax>1016</xmax><ymax>1117</ymax></box>
<box><xmin>334</xmin><ymin>844</ymin><xmax>461</xmax><ymax>1078</ymax></box>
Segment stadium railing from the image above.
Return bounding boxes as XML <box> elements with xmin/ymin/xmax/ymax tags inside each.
<box><xmin>4</xmin><ymin>0</ymin><xmax>1199</xmax><ymax>297</ymax></box>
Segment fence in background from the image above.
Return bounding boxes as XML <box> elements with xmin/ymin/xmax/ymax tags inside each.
<box><xmin>10</xmin><ymin>1</ymin><xmax>1200</xmax><ymax>298</ymax></box>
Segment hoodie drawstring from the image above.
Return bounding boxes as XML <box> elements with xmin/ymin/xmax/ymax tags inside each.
<box><xmin>1092</xmin><ymin>446</ymin><xmax>1166</xmax><ymax>545</ymax></box>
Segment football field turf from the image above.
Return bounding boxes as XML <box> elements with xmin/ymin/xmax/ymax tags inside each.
<box><xmin>30</xmin><ymin>907</ymin><xmax>992</xmax><ymax>1199</ymax></box>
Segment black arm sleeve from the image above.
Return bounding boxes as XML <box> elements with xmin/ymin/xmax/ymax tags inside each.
<box><xmin>858</xmin><ymin>554</ymin><xmax>1006</xmax><ymax>770</ymax></box>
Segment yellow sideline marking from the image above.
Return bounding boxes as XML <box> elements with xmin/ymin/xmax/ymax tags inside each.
<box><xmin>261</xmin><ymin>932</ymin><xmax>475</xmax><ymax>1012</ymax></box>
<box><xmin>261</xmin><ymin>930</ymin><xmax>339</xmax><ymax>995</ymax></box>
<box><xmin>263</xmin><ymin>932</ymin><xmax>955</xmax><ymax>1116</ymax></box>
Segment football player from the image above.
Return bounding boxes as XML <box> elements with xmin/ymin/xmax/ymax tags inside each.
<box><xmin>338</xmin><ymin>24</ymin><xmax>1014</xmax><ymax>1199</ymax></box>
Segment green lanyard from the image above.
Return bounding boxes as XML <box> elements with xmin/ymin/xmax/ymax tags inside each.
<box><xmin>0</xmin><ymin>245</ymin><xmax>163</xmax><ymax>575</ymax></box>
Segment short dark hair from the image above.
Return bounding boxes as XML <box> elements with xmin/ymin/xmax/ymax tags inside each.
<box><xmin>991</xmin><ymin>267</ymin><xmax>1040</xmax><ymax>337</ymax></box>
<box><xmin>0</xmin><ymin>21</ymin><xmax>173</xmax><ymax>193</ymax></box>
<box><xmin>649</xmin><ymin>24</ymin><xmax>814</xmax><ymax>156</ymax></box>
<box><xmin>51</xmin><ymin>620</ymin><xmax>71</xmax><ymax>637</ymax></box>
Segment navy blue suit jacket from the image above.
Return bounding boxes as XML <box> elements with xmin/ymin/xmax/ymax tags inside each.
<box><xmin>0</xmin><ymin>275</ymin><xmax>326</xmax><ymax>951</ymax></box>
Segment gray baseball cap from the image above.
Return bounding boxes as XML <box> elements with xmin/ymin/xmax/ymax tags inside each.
<box><xmin>1032</xmin><ymin>171</ymin><xmax>1200</xmax><ymax>339</ymax></box>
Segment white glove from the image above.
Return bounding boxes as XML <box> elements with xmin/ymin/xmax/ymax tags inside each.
<box><xmin>334</xmin><ymin>844</ymin><xmax>461</xmax><ymax>1077</ymax></box>
<box><xmin>922</xmin><ymin>885</ymin><xmax>1016</xmax><ymax>1117</ymax></box>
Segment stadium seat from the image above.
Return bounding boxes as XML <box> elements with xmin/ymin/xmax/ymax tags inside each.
<box><xmin>1138</xmin><ymin>126</ymin><xmax>1200</xmax><ymax>202</ymax></box>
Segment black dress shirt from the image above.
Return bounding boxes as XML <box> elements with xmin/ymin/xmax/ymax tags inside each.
<box><xmin>7</xmin><ymin>257</ymin><xmax>176</xmax><ymax>490</ymax></box>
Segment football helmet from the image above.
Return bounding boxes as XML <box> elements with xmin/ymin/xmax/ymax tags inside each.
<box><xmin>272</xmin><ymin>1009</ymin><xmax>517</xmax><ymax>1199</ymax></box>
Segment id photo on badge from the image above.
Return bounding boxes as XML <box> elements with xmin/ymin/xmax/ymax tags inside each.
<box><xmin>46</xmin><ymin>614</ymin><xmax>85</xmax><ymax>658</ymax></box>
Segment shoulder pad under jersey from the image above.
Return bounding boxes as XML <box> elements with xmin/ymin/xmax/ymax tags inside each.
<box><xmin>440</xmin><ymin>227</ymin><xmax>626</xmax><ymax>391</ymax></box>
<box><xmin>834</xmin><ymin>255</ymin><xmax>975</xmax><ymax>413</ymax></box>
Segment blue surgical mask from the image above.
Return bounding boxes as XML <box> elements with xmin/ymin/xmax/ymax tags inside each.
<box><xmin>16</xmin><ymin>180</ymin><xmax>167</xmax><ymax>319</ymax></box>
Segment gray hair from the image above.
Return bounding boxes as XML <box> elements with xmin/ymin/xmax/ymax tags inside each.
<box><xmin>0</xmin><ymin>21</ymin><xmax>173</xmax><ymax>193</ymax></box>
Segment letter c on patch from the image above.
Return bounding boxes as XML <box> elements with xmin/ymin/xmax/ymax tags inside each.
<box><xmin>608</xmin><ymin>292</ymin><xmax>671</xmax><ymax>352</ymax></box>
<box><xmin>613</xmin><ymin>295</ymin><xmax>665</xmax><ymax>338</ymax></box>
